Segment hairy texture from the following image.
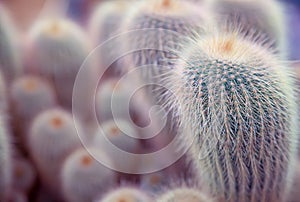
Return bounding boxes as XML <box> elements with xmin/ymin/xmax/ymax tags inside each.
<box><xmin>213</xmin><ymin>0</ymin><xmax>287</xmax><ymax>56</ymax></box>
<box><xmin>156</xmin><ymin>187</ymin><xmax>214</xmax><ymax>202</ymax></box>
<box><xmin>164</xmin><ymin>31</ymin><xmax>299</xmax><ymax>201</ymax></box>
<box><xmin>98</xmin><ymin>187</ymin><xmax>152</xmax><ymax>202</ymax></box>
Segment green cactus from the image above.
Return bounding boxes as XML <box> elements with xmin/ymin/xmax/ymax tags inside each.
<box><xmin>163</xmin><ymin>30</ymin><xmax>299</xmax><ymax>201</ymax></box>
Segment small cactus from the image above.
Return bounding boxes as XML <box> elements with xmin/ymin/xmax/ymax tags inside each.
<box><xmin>156</xmin><ymin>187</ymin><xmax>213</xmax><ymax>202</ymax></box>
<box><xmin>98</xmin><ymin>187</ymin><xmax>152</xmax><ymax>202</ymax></box>
<box><xmin>163</xmin><ymin>29</ymin><xmax>299</xmax><ymax>201</ymax></box>
<box><xmin>93</xmin><ymin>119</ymin><xmax>140</xmax><ymax>173</ymax></box>
<box><xmin>61</xmin><ymin>147</ymin><xmax>116</xmax><ymax>202</ymax></box>
<box><xmin>28</xmin><ymin>108</ymin><xmax>82</xmax><ymax>197</ymax></box>
<box><xmin>12</xmin><ymin>157</ymin><xmax>36</xmax><ymax>193</ymax></box>
<box><xmin>27</xmin><ymin>18</ymin><xmax>96</xmax><ymax>120</ymax></box>
<box><xmin>0</xmin><ymin>4</ymin><xmax>22</xmax><ymax>82</ymax></box>
<box><xmin>10</xmin><ymin>75</ymin><xmax>57</xmax><ymax>139</ymax></box>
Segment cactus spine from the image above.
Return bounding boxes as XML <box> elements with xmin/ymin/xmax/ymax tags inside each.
<box><xmin>156</xmin><ymin>187</ymin><xmax>213</xmax><ymax>202</ymax></box>
<box><xmin>213</xmin><ymin>0</ymin><xmax>287</xmax><ymax>56</ymax></box>
<box><xmin>164</xmin><ymin>30</ymin><xmax>299</xmax><ymax>201</ymax></box>
<box><xmin>98</xmin><ymin>187</ymin><xmax>152</xmax><ymax>202</ymax></box>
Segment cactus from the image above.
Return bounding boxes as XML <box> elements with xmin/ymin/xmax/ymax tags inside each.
<box><xmin>0</xmin><ymin>116</ymin><xmax>11</xmax><ymax>200</ymax></box>
<box><xmin>156</xmin><ymin>187</ymin><xmax>213</xmax><ymax>202</ymax></box>
<box><xmin>93</xmin><ymin>119</ymin><xmax>140</xmax><ymax>173</ymax></box>
<box><xmin>12</xmin><ymin>157</ymin><xmax>36</xmax><ymax>193</ymax></box>
<box><xmin>140</xmin><ymin>172</ymin><xmax>167</xmax><ymax>194</ymax></box>
<box><xmin>10</xmin><ymin>75</ymin><xmax>57</xmax><ymax>139</ymax></box>
<box><xmin>27</xmin><ymin>18</ymin><xmax>97</xmax><ymax>121</ymax></box>
<box><xmin>163</xmin><ymin>30</ymin><xmax>299</xmax><ymax>201</ymax></box>
<box><xmin>96</xmin><ymin>78</ymin><xmax>142</xmax><ymax>123</ymax></box>
<box><xmin>98</xmin><ymin>187</ymin><xmax>152</xmax><ymax>202</ymax></box>
<box><xmin>122</xmin><ymin>0</ymin><xmax>212</xmax><ymax>84</ymax></box>
<box><xmin>61</xmin><ymin>147</ymin><xmax>116</xmax><ymax>202</ymax></box>
<box><xmin>89</xmin><ymin>0</ymin><xmax>133</xmax><ymax>75</ymax></box>
<box><xmin>28</xmin><ymin>108</ymin><xmax>82</xmax><ymax>197</ymax></box>
<box><xmin>0</xmin><ymin>4</ymin><xmax>22</xmax><ymax>82</ymax></box>
<box><xmin>213</xmin><ymin>0</ymin><xmax>287</xmax><ymax>56</ymax></box>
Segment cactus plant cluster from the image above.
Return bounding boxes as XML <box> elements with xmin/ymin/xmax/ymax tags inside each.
<box><xmin>0</xmin><ymin>0</ymin><xmax>299</xmax><ymax>202</ymax></box>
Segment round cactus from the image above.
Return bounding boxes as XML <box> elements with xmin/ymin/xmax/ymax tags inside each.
<box><xmin>93</xmin><ymin>119</ymin><xmax>140</xmax><ymax>173</ymax></box>
<box><xmin>0</xmin><ymin>4</ymin><xmax>22</xmax><ymax>83</ymax></box>
<box><xmin>140</xmin><ymin>172</ymin><xmax>167</xmax><ymax>194</ymax></box>
<box><xmin>122</xmin><ymin>0</ymin><xmax>212</xmax><ymax>83</ymax></box>
<box><xmin>98</xmin><ymin>187</ymin><xmax>152</xmax><ymax>202</ymax></box>
<box><xmin>61</xmin><ymin>147</ymin><xmax>116</xmax><ymax>202</ymax></box>
<box><xmin>12</xmin><ymin>157</ymin><xmax>36</xmax><ymax>192</ymax></box>
<box><xmin>213</xmin><ymin>0</ymin><xmax>287</xmax><ymax>56</ymax></box>
<box><xmin>10</xmin><ymin>75</ymin><xmax>57</xmax><ymax>137</ymax></box>
<box><xmin>156</xmin><ymin>187</ymin><xmax>213</xmax><ymax>202</ymax></box>
<box><xmin>163</xmin><ymin>30</ymin><xmax>299</xmax><ymax>201</ymax></box>
<box><xmin>27</xmin><ymin>18</ymin><xmax>97</xmax><ymax>121</ymax></box>
<box><xmin>28</xmin><ymin>108</ymin><xmax>82</xmax><ymax>196</ymax></box>
<box><xmin>96</xmin><ymin>78</ymin><xmax>141</xmax><ymax>123</ymax></box>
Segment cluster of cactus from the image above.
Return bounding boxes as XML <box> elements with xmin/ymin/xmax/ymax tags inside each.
<box><xmin>0</xmin><ymin>0</ymin><xmax>299</xmax><ymax>202</ymax></box>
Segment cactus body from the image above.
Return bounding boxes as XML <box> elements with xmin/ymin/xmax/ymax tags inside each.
<box><xmin>288</xmin><ymin>162</ymin><xmax>300</xmax><ymax>202</ymax></box>
<box><xmin>0</xmin><ymin>4</ymin><xmax>22</xmax><ymax>82</ymax></box>
<box><xmin>61</xmin><ymin>147</ymin><xmax>115</xmax><ymax>202</ymax></box>
<box><xmin>12</xmin><ymin>158</ymin><xmax>36</xmax><ymax>193</ymax></box>
<box><xmin>156</xmin><ymin>187</ymin><xmax>213</xmax><ymax>202</ymax></box>
<box><xmin>28</xmin><ymin>108</ymin><xmax>82</xmax><ymax>196</ymax></box>
<box><xmin>89</xmin><ymin>0</ymin><xmax>133</xmax><ymax>75</ymax></box>
<box><xmin>28</xmin><ymin>18</ymin><xmax>96</xmax><ymax>121</ymax></box>
<box><xmin>96</xmin><ymin>78</ymin><xmax>141</xmax><ymax>123</ymax></box>
<box><xmin>93</xmin><ymin>119</ymin><xmax>140</xmax><ymax>173</ymax></box>
<box><xmin>213</xmin><ymin>0</ymin><xmax>287</xmax><ymax>56</ymax></box>
<box><xmin>164</xmin><ymin>31</ymin><xmax>299</xmax><ymax>201</ymax></box>
<box><xmin>122</xmin><ymin>0</ymin><xmax>211</xmax><ymax>84</ymax></box>
<box><xmin>98</xmin><ymin>187</ymin><xmax>152</xmax><ymax>202</ymax></box>
<box><xmin>11</xmin><ymin>75</ymin><xmax>57</xmax><ymax>138</ymax></box>
<box><xmin>0</xmin><ymin>116</ymin><xmax>11</xmax><ymax>200</ymax></box>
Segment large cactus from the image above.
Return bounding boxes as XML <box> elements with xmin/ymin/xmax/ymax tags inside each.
<box><xmin>163</xmin><ymin>30</ymin><xmax>299</xmax><ymax>201</ymax></box>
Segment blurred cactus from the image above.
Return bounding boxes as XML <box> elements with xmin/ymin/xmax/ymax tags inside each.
<box><xmin>89</xmin><ymin>0</ymin><xmax>133</xmax><ymax>75</ymax></box>
<box><xmin>10</xmin><ymin>75</ymin><xmax>57</xmax><ymax>139</ymax></box>
<box><xmin>156</xmin><ymin>187</ymin><xmax>213</xmax><ymax>202</ymax></box>
<box><xmin>27</xmin><ymin>18</ymin><xmax>97</xmax><ymax>121</ymax></box>
<box><xmin>12</xmin><ymin>157</ymin><xmax>36</xmax><ymax>193</ymax></box>
<box><xmin>0</xmin><ymin>116</ymin><xmax>11</xmax><ymax>200</ymax></box>
<box><xmin>287</xmin><ymin>162</ymin><xmax>300</xmax><ymax>202</ymax></box>
<box><xmin>122</xmin><ymin>0</ymin><xmax>212</xmax><ymax>83</ymax></box>
<box><xmin>213</xmin><ymin>0</ymin><xmax>287</xmax><ymax>56</ymax></box>
<box><xmin>61</xmin><ymin>147</ymin><xmax>115</xmax><ymax>202</ymax></box>
<box><xmin>163</xmin><ymin>30</ymin><xmax>299</xmax><ymax>201</ymax></box>
<box><xmin>93</xmin><ymin>119</ymin><xmax>140</xmax><ymax>173</ymax></box>
<box><xmin>98</xmin><ymin>187</ymin><xmax>152</xmax><ymax>202</ymax></box>
<box><xmin>96</xmin><ymin>78</ymin><xmax>142</xmax><ymax>123</ymax></box>
<box><xmin>0</xmin><ymin>4</ymin><xmax>22</xmax><ymax>83</ymax></box>
<box><xmin>28</xmin><ymin>108</ymin><xmax>82</xmax><ymax>197</ymax></box>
